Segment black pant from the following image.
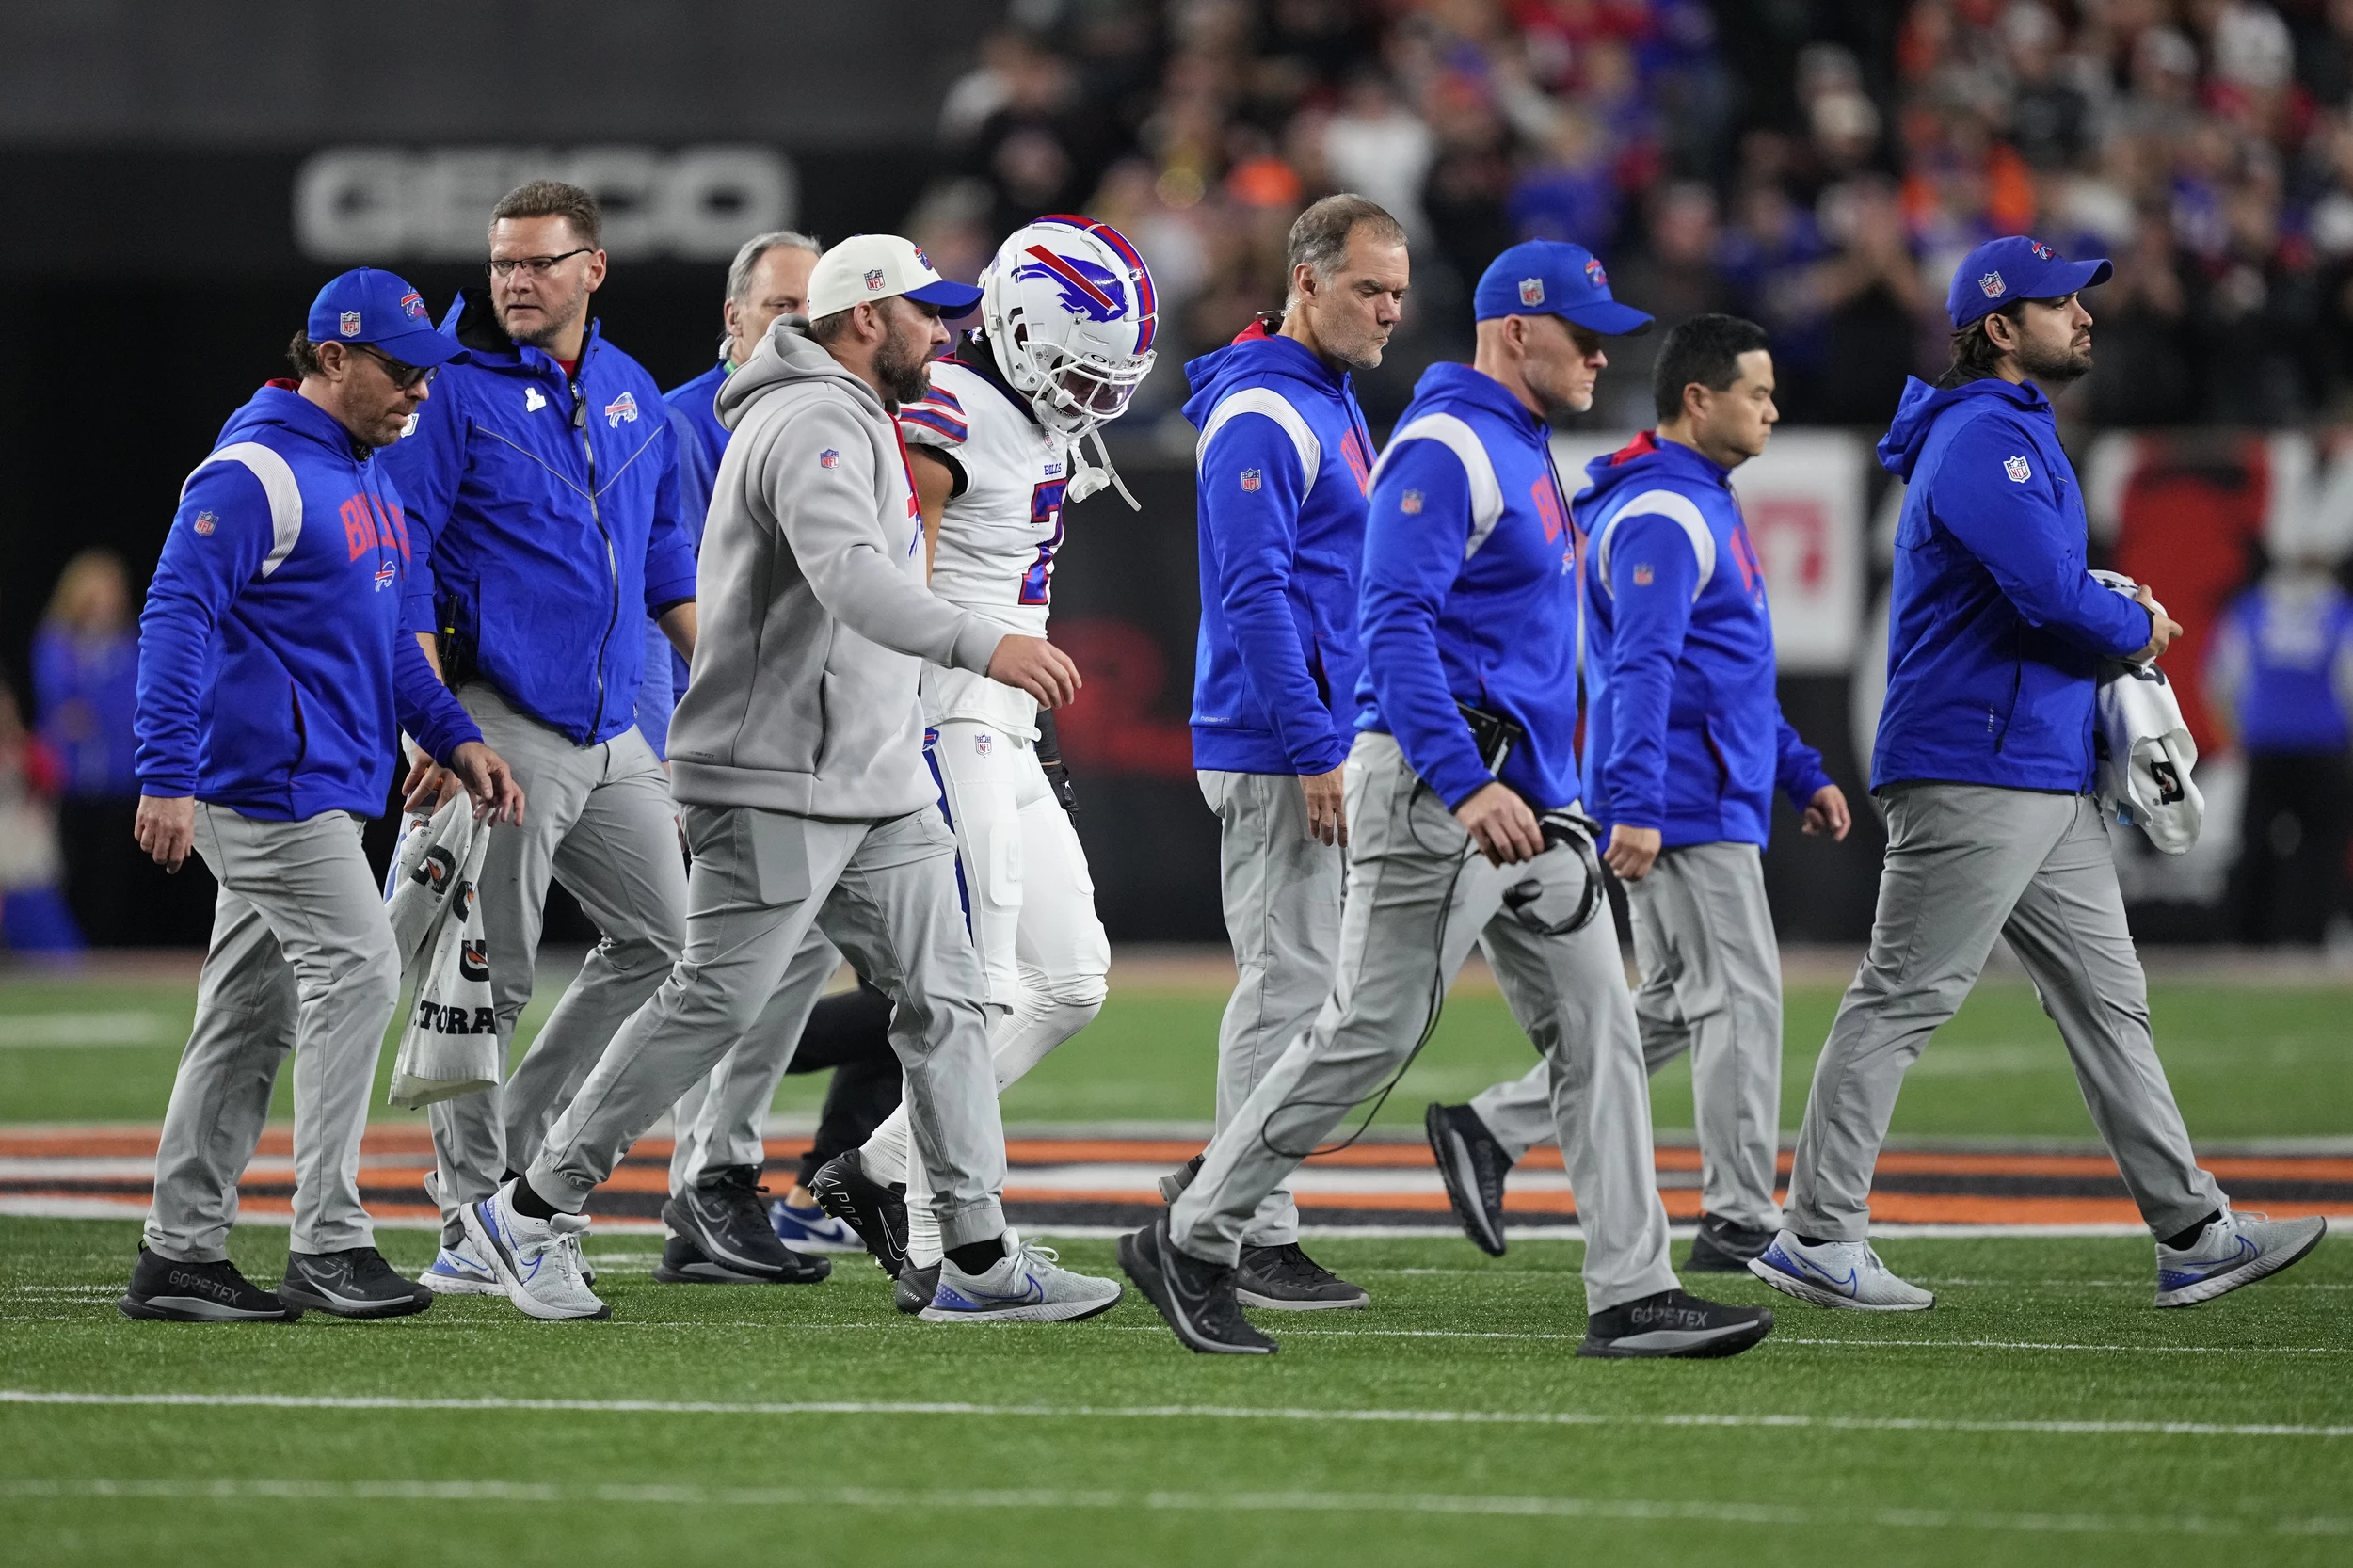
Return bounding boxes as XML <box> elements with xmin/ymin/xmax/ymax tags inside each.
<box><xmin>2233</xmin><ymin>751</ymin><xmax>2353</xmax><ymax>945</ymax></box>
<box><xmin>785</xmin><ymin>979</ymin><xmax>902</xmax><ymax>1187</ymax></box>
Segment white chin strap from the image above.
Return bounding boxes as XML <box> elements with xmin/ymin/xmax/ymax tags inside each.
<box><xmin>1064</xmin><ymin>425</ymin><xmax>1140</xmax><ymax>511</ymax></box>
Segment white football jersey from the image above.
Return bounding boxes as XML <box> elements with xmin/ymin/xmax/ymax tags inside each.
<box><xmin>900</xmin><ymin>355</ymin><xmax>1072</xmax><ymax>737</ymax></box>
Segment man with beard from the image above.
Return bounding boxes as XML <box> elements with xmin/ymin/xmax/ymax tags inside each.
<box><xmin>468</xmin><ymin>235</ymin><xmax>1124</xmax><ymax>1325</ymax></box>
<box><xmin>1156</xmin><ymin>195</ymin><xmax>1405</xmax><ymax>1312</ymax></box>
<box><xmin>1121</xmin><ymin>242</ymin><xmax>1776</xmax><ymax>1361</ymax></box>
<box><xmin>382</xmin><ymin>181</ymin><xmax>703</xmax><ymax>1297</ymax></box>
<box><xmin>1751</xmin><ymin>237</ymin><xmax>2327</xmax><ymax>1314</ymax></box>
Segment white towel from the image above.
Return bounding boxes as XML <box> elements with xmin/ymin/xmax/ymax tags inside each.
<box><xmin>2087</xmin><ymin>572</ymin><xmax>2204</xmax><ymax>855</ymax></box>
<box><xmin>383</xmin><ymin>796</ymin><xmax>502</xmax><ymax>1108</ymax></box>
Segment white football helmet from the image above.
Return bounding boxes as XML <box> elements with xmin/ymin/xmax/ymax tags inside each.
<box><xmin>979</xmin><ymin>215</ymin><xmax>1158</xmax><ymax>507</ymax></box>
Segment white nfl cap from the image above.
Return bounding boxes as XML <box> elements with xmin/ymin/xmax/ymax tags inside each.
<box><xmin>805</xmin><ymin>233</ymin><xmax>984</xmax><ymax>321</ymax></box>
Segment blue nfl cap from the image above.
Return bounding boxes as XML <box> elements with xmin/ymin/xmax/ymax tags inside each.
<box><xmin>1473</xmin><ymin>240</ymin><xmax>1653</xmax><ymax>335</ymax></box>
<box><xmin>305</xmin><ymin>267</ymin><xmax>465</xmax><ymax>368</ymax></box>
<box><xmin>1947</xmin><ymin>237</ymin><xmax>2112</xmax><ymax>328</ymax></box>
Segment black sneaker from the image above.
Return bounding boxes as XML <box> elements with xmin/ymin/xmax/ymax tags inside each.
<box><xmin>1425</xmin><ymin>1102</ymin><xmax>1511</xmax><ymax>1256</ymax></box>
<box><xmin>894</xmin><ymin>1260</ymin><xmax>941</xmax><ymax>1316</ymax></box>
<box><xmin>660</xmin><ymin>1166</ymin><xmax>830</xmax><ymax>1284</ymax></box>
<box><xmin>274</xmin><ymin>1246</ymin><xmax>433</xmax><ymax>1319</ymax></box>
<box><xmin>1685</xmin><ymin>1213</ymin><xmax>1777</xmax><ymax>1273</ymax></box>
<box><xmin>119</xmin><ymin>1246</ymin><xmax>298</xmax><ymax>1322</ymax></box>
<box><xmin>1118</xmin><ymin>1215</ymin><xmax>1276</xmax><ymax>1355</ymax></box>
<box><xmin>809</xmin><ymin>1150</ymin><xmax>909</xmax><ymax>1278</ymax></box>
<box><xmin>1577</xmin><ymin>1288</ymin><xmax>1773</xmax><ymax>1359</ymax></box>
<box><xmin>1158</xmin><ymin>1152</ymin><xmax>1204</xmax><ymax>1204</ymax></box>
<box><xmin>1237</xmin><ymin>1242</ymin><xmax>1369</xmax><ymax>1310</ymax></box>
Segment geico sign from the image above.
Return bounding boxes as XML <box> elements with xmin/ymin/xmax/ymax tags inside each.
<box><xmin>295</xmin><ymin>146</ymin><xmax>795</xmax><ymax>264</ymax></box>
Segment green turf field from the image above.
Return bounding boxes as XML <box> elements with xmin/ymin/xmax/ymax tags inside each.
<box><xmin>2</xmin><ymin>1220</ymin><xmax>2348</xmax><ymax>1565</ymax></box>
<box><xmin>5</xmin><ymin>968</ymin><xmax>2351</xmax><ymax>1137</ymax></box>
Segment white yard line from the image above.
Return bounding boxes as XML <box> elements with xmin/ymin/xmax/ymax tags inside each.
<box><xmin>0</xmin><ymin>1476</ymin><xmax>2344</xmax><ymax>1535</ymax></box>
<box><xmin>5</xmin><ymin>1389</ymin><xmax>2347</xmax><ymax>1440</ymax></box>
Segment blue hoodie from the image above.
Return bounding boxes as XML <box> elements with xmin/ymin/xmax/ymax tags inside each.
<box><xmin>634</xmin><ymin>358</ymin><xmax>732</xmax><ymax>758</ymax></box>
<box><xmin>1874</xmin><ymin>376</ymin><xmax>2153</xmax><ymax>793</ymax></box>
<box><xmin>1578</xmin><ymin>432</ymin><xmax>1833</xmax><ymax>847</ymax></box>
<box><xmin>1184</xmin><ymin>323</ymin><xmax>1377</xmax><ymax>776</ymax></box>
<box><xmin>382</xmin><ymin>292</ymin><xmax>700</xmax><ymax>747</ymax></box>
<box><xmin>1358</xmin><ymin>362</ymin><xmax>1581</xmax><ymax>809</ymax></box>
<box><xmin>136</xmin><ymin>383</ymin><xmax>482</xmax><ymax>821</ymax></box>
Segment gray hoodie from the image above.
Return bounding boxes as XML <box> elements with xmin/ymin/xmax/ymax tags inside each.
<box><xmin>667</xmin><ymin>321</ymin><xmax>1006</xmax><ymax>819</ymax></box>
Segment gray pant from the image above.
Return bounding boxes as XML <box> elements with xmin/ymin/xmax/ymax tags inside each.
<box><xmin>667</xmin><ymin>929</ymin><xmax>840</xmax><ymax>1194</ymax></box>
<box><xmin>1469</xmin><ymin>840</ymin><xmax>1784</xmax><ymax>1231</ymax></box>
<box><xmin>527</xmin><ymin>803</ymin><xmax>1008</xmax><ymax>1249</ymax></box>
<box><xmin>1787</xmin><ymin>783</ymin><xmax>2225</xmax><ymax>1241</ymax></box>
<box><xmin>145</xmin><ymin>805</ymin><xmax>401</xmax><ymax>1261</ymax></box>
<box><xmin>427</xmin><ymin>683</ymin><xmax>687</xmax><ymax>1236</ymax></box>
<box><xmin>1199</xmin><ymin>767</ymin><xmax>1344</xmax><ymax>1247</ymax></box>
<box><xmin>1171</xmin><ymin>734</ymin><xmax>1681</xmax><ymax>1312</ymax></box>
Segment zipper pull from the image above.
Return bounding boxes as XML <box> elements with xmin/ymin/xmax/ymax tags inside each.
<box><xmin>572</xmin><ymin>384</ymin><xmax>586</xmax><ymax>430</ymax></box>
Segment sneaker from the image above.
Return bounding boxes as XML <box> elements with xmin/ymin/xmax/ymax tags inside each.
<box><xmin>2154</xmin><ymin>1210</ymin><xmax>2327</xmax><ymax>1308</ymax></box>
<box><xmin>895</xmin><ymin>1260</ymin><xmax>942</xmax><ymax>1316</ymax></box>
<box><xmin>568</xmin><ymin>1234</ymin><xmax>596</xmax><ymax>1288</ymax></box>
<box><xmin>420</xmin><ymin>1234</ymin><xmax>505</xmax><ymax>1296</ymax></box>
<box><xmin>1425</xmin><ymin>1102</ymin><xmax>1511</xmax><ymax>1256</ymax></box>
<box><xmin>461</xmin><ymin>1179</ymin><xmax>610</xmax><ymax>1320</ymax></box>
<box><xmin>661</xmin><ymin>1166</ymin><xmax>830</xmax><ymax>1285</ymax></box>
<box><xmin>920</xmin><ymin>1229</ymin><xmax>1124</xmax><ymax>1324</ymax></box>
<box><xmin>1118</xmin><ymin>1214</ymin><xmax>1276</xmax><ymax>1355</ymax></box>
<box><xmin>809</xmin><ymin>1151</ymin><xmax>909</xmax><ymax>1278</ymax></box>
<box><xmin>119</xmin><ymin>1246</ymin><xmax>298</xmax><ymax>1322</ymax></box>
<box><xmin>1578</xmin><ymin>1288</ymin><xmax>1774</xmax><ymax>1359</ymax></box>
<box><xmin>275</xmin><ymin>1247</ymin><xmax>433</xmax><ymax>1319</ymax></box>
<box><xmin>1748</xmin><ymin>1231</ymin><xmax>1934</xmax><ymax>1312</ymax></box>
<box><xmin>773</xmin><ymin>1195</ymin><xmax>866</xmax><ymax>1253</ymax></box>
<box><xmin>1236</xmin><ymin>1242</ymin><xmax>1369</xmax><ymax>1310</ymax></box>
<box><xmin>1159</xmin><ymin>1152</ymin><xmax>1204</xmax><ymax>1204</ymax></box>
<box><xmin>1685</xmin><ymin>1213</ymin><xmax>1778</xmax><ymax>1273</ymax></box>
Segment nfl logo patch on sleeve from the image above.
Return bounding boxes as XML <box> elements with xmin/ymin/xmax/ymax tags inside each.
<box><xmin>820</xmin><ymin>448</ymin><xmax>840</xmax><ymax>469</ymax></box>
<box><xmin>2004</xmin><ymin>455</ymin><xmax>2032</xmax><ymax>483</ymax></box>
<box><xmin>1401</xmin><ymin>489</ymin><xmax>1422</xmax><ymax>514</ymax></box>
<box><xmin>1240</xmin><ymin>469</ymin><xmax>1260</xmax><ymax>492</ymax></box>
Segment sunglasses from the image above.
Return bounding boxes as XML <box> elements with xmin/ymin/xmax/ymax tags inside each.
<box><xmin>351</xmin><ymin>344</ymin><xmax>437</xmax><ymax>391</ymax></box>
<box><xmin>487</xmin><ymin>248</ymin><xmax>593</xmax><ymax>280</ymax></box>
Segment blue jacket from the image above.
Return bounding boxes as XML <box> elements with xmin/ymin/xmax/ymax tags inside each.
<box><xmin>1873</xmin><ymin>376</ymin><xmax>2153</xmax><ymax>793</ymax></box>
<box><xmin>634</xmin><ymin>359</ymin><xmax>730</xmax><ymax>758</ymax></box>
<box><xmin>1358</xmin><ymin>361</ymin><xmax>1581</xmax><ymax>809</ymax></box>
<box><xmin>2208</xmin><ymin>576</ymin><xmax>2353</xmax><ymax>753</ymax></box>
<box><xmin>1578</xmin><ymin>432</ymin><xmax>1833</xmax><ymax>847</ymax></box>
<box><xmin>382</xmin><ymin>292</ymin><xmax>700</xmax><ymax>747</ymax></box>
<box><xmin>136</xmin><ymin>383</ymin><xmax>481</xmax><ymax>821</ymax></box>
<box><xmin>1184</xmin><ymin>324</ymin><xmax>1376</xmax><ymax>776</ymax></box>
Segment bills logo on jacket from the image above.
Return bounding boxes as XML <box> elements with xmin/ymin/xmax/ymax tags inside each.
<box><xmin>1979</xmin><ymin>271</ymin><xmax>2006</xmax><ymax>298</ymax></box>
<box><xmin>603</xmin><ymin>391</ymin><xmax>639</xmax><ymax>428</ymax></box>
<box><xmin>2005</xmin><ymin>455</ymin><xmax>2032</xmax><ymax>483</ymax></box>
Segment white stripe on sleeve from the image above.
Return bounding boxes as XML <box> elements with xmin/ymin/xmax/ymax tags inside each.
<box><xmin>1592</xmin><ymin>488</ymin><xmax>1716</xmax><ymax>600</ymax></box>
<box><xmin>185</xmin><ymin>441</ymin><xmax>306</xmax><ymax>579</ymax></box>
<box><xmin>1196</xmin><ymin>387</ymin><xmax>1321</xmax><ymax>499</ymax></box>
<box><xmin>1369</xmin><ymin>413</ymin><xmax>1504</xmax><ymax>557</ymax></box>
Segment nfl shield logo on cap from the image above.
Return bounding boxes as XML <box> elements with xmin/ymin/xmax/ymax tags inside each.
<box><xmin>339</xmin><ymin>311</ymin><xmax>362</xmax><ymax>337</ymax></box>
<box><xmin>1518</xmin><ymin>278</ymin><xmax>1545</xmax><ymax>306</ymax></box>
<box><xmin>863</xmin><ymin>268</ymin><xmax>886</xmax><ymax>291</ymax></box>
<box><xmin>1979</xmin><ymin>272</ymin><xmax>2006</xmax><ymax>299</ymax></box>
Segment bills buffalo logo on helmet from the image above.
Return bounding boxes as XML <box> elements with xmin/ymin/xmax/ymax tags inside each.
<box><xmin>1519</xmin><ymin>277</ymin><xmax>1545</xmax><ymax>306</ymax></box>
<box><xmin>1240</xmin><ymin>469</ymin><xmax>1261</xmax><ymax>492</ymax></box>
<box><xmin>1014</xmin><ymin>246</ymin><xmax>1129</xmax><ymax>322</ymax></box>
<box><xmin>820</xmin><ymin>448</ymin><xmax>840</xmax><ymax>469</ymax></box>
<box><xmin>1584</xmin><ymin>257</ymin><xmax>1608</xmax><ymax>288</ymax></box>
<box><xmin>1979</xmin><ymin>271</ymin><xmax>2006</xmax><ymax>298</ymax></box>
<box><xmin>399</xmin><ymin>290</ymin><xmax>427</xmax><ymax>321</ymax></box>
<box><xmin>339</xmin><ymin>311</ymin><xmax>362</xmax><ymax>337</ymax></box>
<box><xmin>603</xmin><ymin>391</ymin><xmax>639</xmax><ymax>427</ymax></box>
<box><xmin>2005</xmin><ymin>455</ymin><xmax>2032</xmax><ymax>483</ymax></box>
<box><xmin>192</xmin><ymin>509</ymin><xmax>217</xmax><ymax>536</ymax></box>
<box><xmin>864</xmin><ymin>267</ymin><xmax>887</xmax><ymax>291</ymax></box>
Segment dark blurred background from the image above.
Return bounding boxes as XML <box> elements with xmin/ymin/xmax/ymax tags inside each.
<box><xmin>5</xmin><ymin>0</ymin><xmax>2351</xmax><ymax>955</ymax></box>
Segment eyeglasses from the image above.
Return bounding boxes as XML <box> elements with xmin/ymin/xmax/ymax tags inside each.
<box><xmin>487</xmin><ymin>248</ymin><xmax>592</xmax><ymax>280</ymax></box>
<box><xmin>351</xmin><ymin>344</ymin><xmax>437</xmax><ymax>391</ymax></box>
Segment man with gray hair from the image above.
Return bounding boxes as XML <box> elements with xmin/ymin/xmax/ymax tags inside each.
<box><xmin>643</xmin><ymin>228</ymin><xmax>910</xmax><ymax>1283</ymax></box>
<box><xmin>1158</xmin><ymin>194</ymin><xmax>1407</xmax><ymax>1309</ymax></box>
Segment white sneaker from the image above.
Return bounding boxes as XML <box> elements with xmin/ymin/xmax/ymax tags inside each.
<box><xmin>920</xmin><ymin>1228</ymin><xmax>1125</xmax><ymax>1324</ymax></box>
<box><xmin>461</xmin><ymin>1179</ymin><xmax>609</xmax><ymax>1320</ymax></box>
<box><xmin>1748</xmin><ymin>1230</ymin><xmax>1935</xmax><ymax>1311</ymax></box>
<box><xmin>2154</xmin><ymin>1210</ymin><xmax>2327</xmax><ymax>1308</ymax></box>
<box><xmin>419</xmin><ymin>1233</ymin><xmax>504</xmax><ymax>1296</ymax></box>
